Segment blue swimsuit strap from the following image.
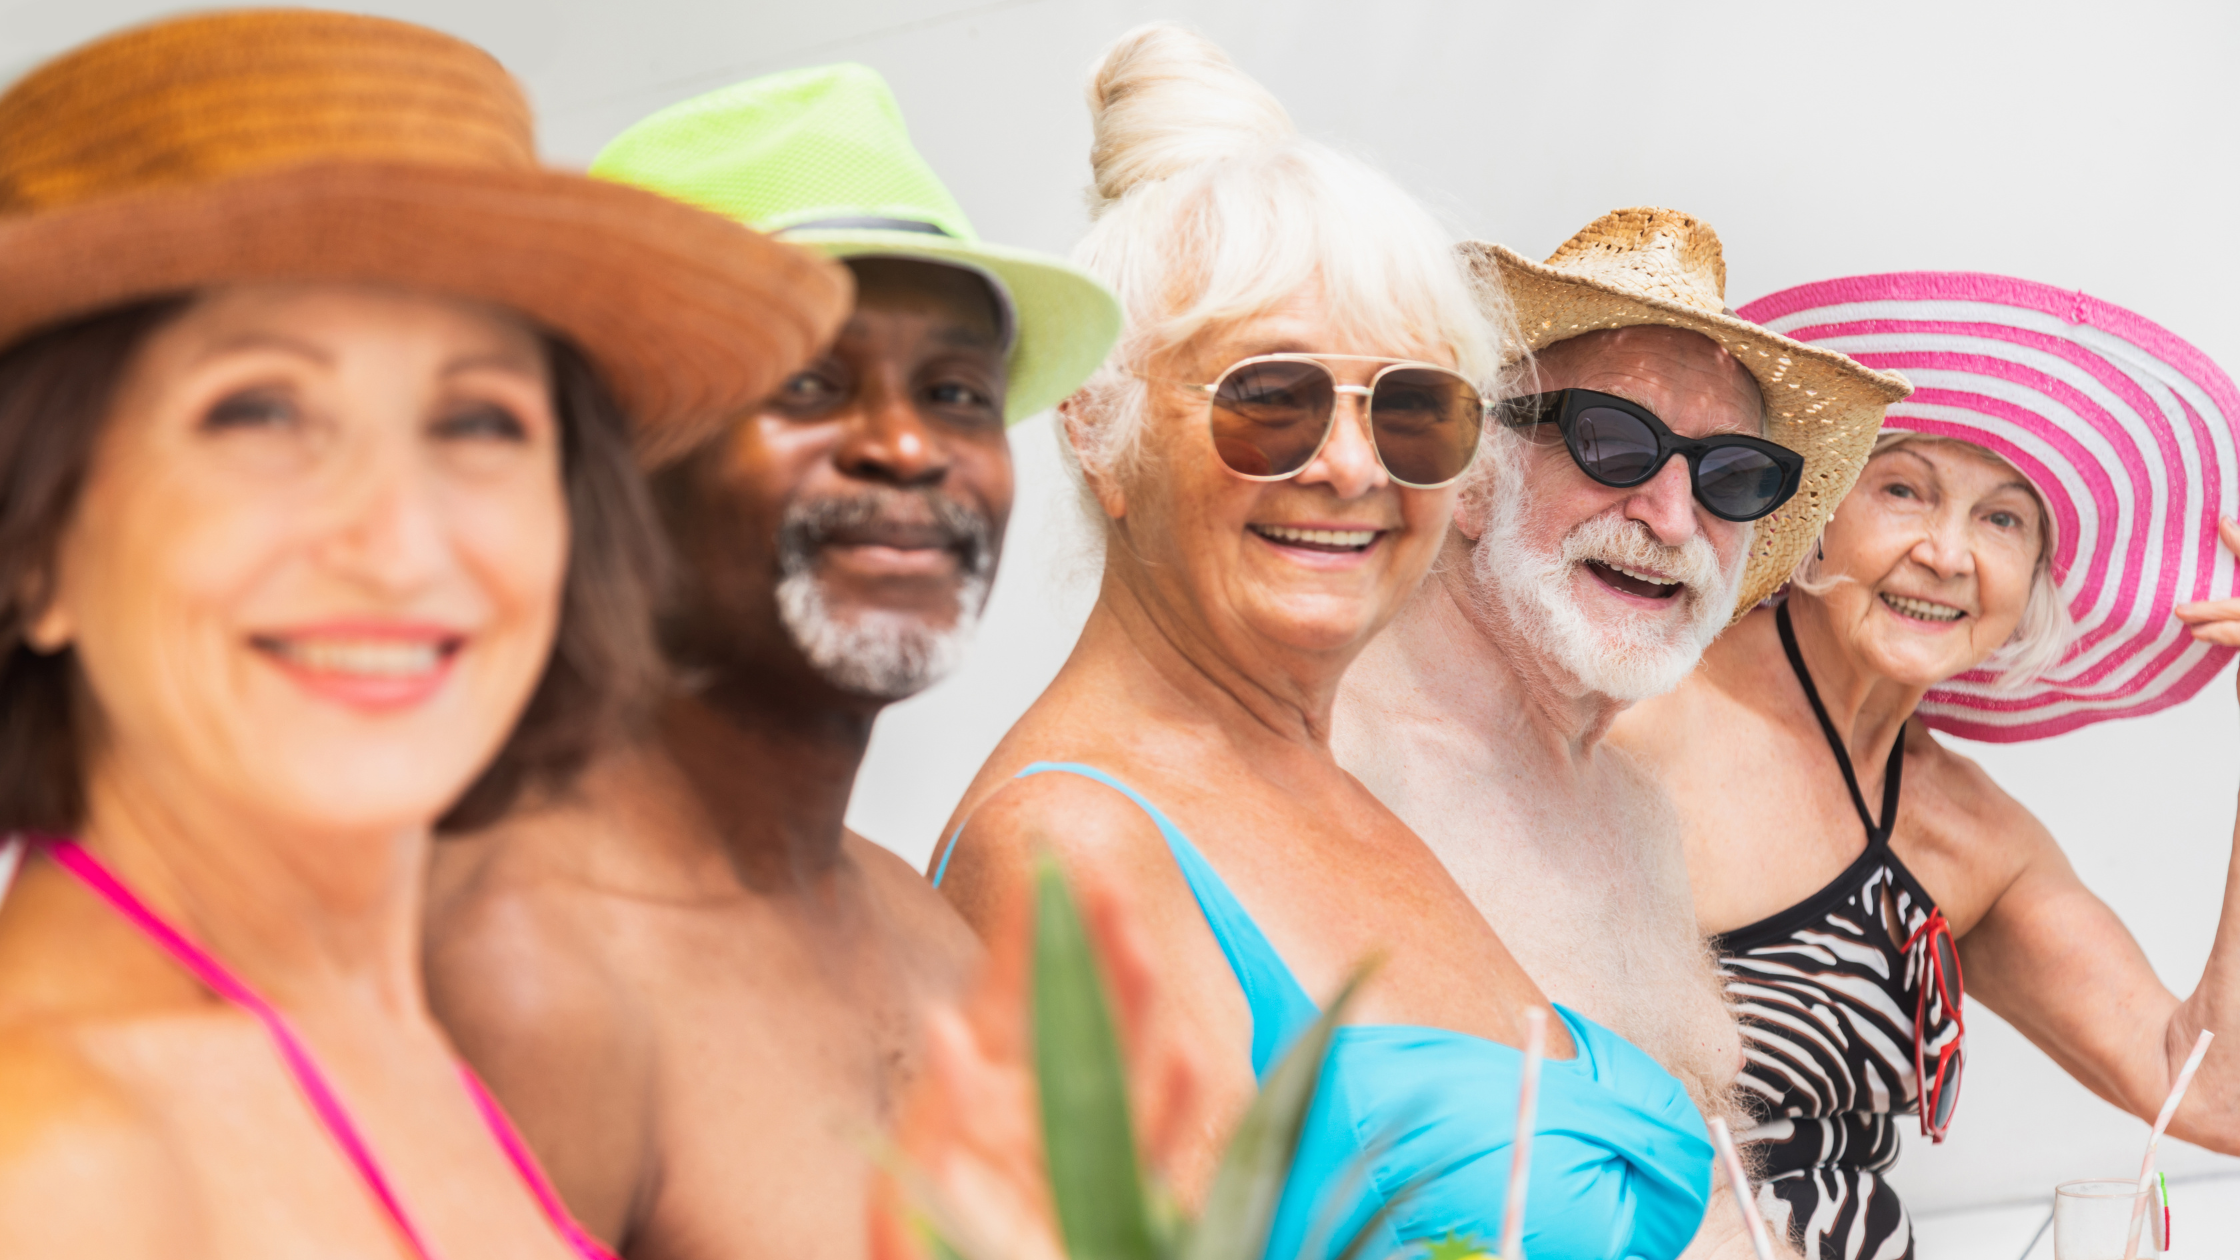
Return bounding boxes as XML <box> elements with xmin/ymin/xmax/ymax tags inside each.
<box><xmin>932</xmin><ymin>762</ymin><xmax>1319</xmax><ymax>1077</ymax></box>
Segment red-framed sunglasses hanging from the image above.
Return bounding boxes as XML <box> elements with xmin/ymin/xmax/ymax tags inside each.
<box><xmin>1905</xmin><ymin>907</ymin><xmax>1967</xmax><ymax>1141</ymax></box>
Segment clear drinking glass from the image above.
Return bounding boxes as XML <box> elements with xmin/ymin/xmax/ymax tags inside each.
<box><xmin>2054</xmin><ymin>1179</ymin><xmax>2164</xmax><ymax>1259</ymax></box>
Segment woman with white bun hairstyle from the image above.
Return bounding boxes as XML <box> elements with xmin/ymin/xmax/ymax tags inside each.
<box><xmin>931</xmin><ymin>25</ymin><xmax>1712</xmax><ymax>1260</ymax></box>
<box><xmin>1614</xmin><ymin>272</ymin><xmax>2240</xmax><ymax>1260</ymax></box>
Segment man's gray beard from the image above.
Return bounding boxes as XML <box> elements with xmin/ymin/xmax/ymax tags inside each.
<box><xmin>1474</xmin><ymin>471</ymin><xmax>1747</xmax><ymax>704</ymax></box>
<box><xmin>773</xmin><ymin>488</ymin><xmax>996</xmax><ymax>701</ymax></box>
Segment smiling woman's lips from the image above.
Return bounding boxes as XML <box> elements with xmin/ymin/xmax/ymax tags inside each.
<box><xmin>1879</xmin><ymin>592</ymin><xmax>1967</xmax><ymax>624</ymax></box>
<box><xmin>250</xmin><ymin>630</ymin><xmax>462</xmax><ymax>712</ymax></box>
<box><xmin>1248</xmin><ymin>523</ymin><xmax>1383</xmax><ymax>553</ymax></box>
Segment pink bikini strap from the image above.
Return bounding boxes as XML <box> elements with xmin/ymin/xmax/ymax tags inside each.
<box><xmin>41</xmin><ymin>836</ymin><xmax>622</xmax><ymax>1260</ymax></box>
<box><xmin>40</xmin><ymin>837</ymin><xmax>444</xmax><ymax>1260</ymax></box>
<box><xmin>461</xmin><ymin>1069</ymin><xmax>622</xmax><ymax>1260</ymax></box>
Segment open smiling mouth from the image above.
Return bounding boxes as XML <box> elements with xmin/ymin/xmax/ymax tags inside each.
<box><xmin>1249</xmin><ymin>524</ymin><xmax>1381</xmax><ymax>554</ymax></box>
<box><xmin>1881</xmin><ymin>593</ymin><xmax>1966</xmax><ymax>623</ymax></box>
<box><xmin>251</xmin><ymin>636</ymin><xmax>463</xmax><ymax>676</ymax></box>
<box><xmin>1586</xmin><ymin>560</ymin><xmax>1683</xmax><ymax>600</ymax></box>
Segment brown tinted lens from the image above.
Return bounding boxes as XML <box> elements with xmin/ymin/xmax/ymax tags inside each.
<box><xmin>1935</xmin><ymin>930</ymin><xmax>1961</xmax><ymax>1004</ymax></box>
<box><xmin>1209</xmin><ymin>359</ymin><xmax>1335</xmax><ymax>478</ymax></box>
<box><xmin>1371</xmin><ymin>367</ymin><xmax>1483</xmax><ymax>486</ymax></box>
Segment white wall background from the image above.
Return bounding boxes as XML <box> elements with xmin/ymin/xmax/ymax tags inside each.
<box><xmin>12</xmin><ymin>0</ymin><xmax>2240</xmax><ymax>1233</ymax></box>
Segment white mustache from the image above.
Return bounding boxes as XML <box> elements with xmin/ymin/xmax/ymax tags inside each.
<box><xmin>1562</xmin><ymin>510</ymin><xmax>1726</xmax><ymax>601</ymax></box>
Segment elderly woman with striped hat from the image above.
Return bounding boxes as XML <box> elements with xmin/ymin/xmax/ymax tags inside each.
<box><xmin>1613</xmin><ymin>273</ymin><xmax>2240</xmax><ymax>1259</ymax></box>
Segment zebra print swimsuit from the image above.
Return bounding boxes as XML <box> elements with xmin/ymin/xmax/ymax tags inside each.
<box><xmin>1715</xmin><ymin>604</ymin><xmax>1960</xmax><ymax>1260</ymax></box>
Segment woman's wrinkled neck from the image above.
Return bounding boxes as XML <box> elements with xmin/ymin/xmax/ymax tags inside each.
<box><xmin>1782</xmin><ymin>593</ymin><xmax>1930</xmax><ymax>764</ymax></box>
<box><xmin>1086</xmin><ymin>554</ymin><xmax>1356</xmax><ymax>751</ymax></box>
<box><xmin>73</xmin><ymin>748</ymin><xmax>432</xmax><ymax>1016</ymax></box>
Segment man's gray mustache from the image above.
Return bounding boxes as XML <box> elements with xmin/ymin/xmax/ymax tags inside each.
<box><xmin>776</xmin><ymin>489</ymin><xmax>996</xmax><ymax>580</ymax></box>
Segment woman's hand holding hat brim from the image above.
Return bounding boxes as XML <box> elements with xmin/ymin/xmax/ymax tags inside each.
<box><xmin>2172</xmin><ymin>518</ymin><xmax>2240</xmax><ymax>649</ymax></box>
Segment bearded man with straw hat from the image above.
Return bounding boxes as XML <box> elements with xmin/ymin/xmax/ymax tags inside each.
<box><xmin>1334</xmin><ymin>207</ymin><xmax>1909</xmax><ymax>1258</ymax></box>
<box><xmin>425</xmin><ymin>65</ymin><xmax>1120</xmax><ymax>1260</ymax></box>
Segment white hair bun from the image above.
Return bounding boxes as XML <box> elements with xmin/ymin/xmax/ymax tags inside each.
<box><xmin>1086</xmin><ymin>24</ymin><xmax>1296</xmax><ymax>215</ymax></box>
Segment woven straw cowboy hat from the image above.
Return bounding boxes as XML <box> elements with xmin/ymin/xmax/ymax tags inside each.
<box><xmin>1743</xmin><ymin>272</ymin><xmax>2240</xmax><ymax>742</ymax></box>
<box><xmin>1463</xmin><ymin>207</ymin><xmax>1913</xmax><ymax>618</ymax></box>
<box><xmin>0</xmin><ymin>9</ymin><xmax>851</xmax><ymax>464</ymax></box>
<box><xmin>591</xmin><ymin>63</ymin><xmax>1121</xmax><ymax>425</ymax></box>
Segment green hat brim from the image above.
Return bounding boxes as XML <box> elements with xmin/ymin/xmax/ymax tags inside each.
<box><xmin>783</xmin><ymin>229</ymin><xmax>1120</xmax><ymax>424</ymax></box>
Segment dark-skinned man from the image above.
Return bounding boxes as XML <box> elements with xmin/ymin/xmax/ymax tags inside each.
<box><xmin>424</xmin><ymin>65</ymin><xmax>1120</xmax><ymax>1260</ymax></box>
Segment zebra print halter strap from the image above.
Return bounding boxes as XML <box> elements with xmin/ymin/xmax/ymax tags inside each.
<box><xmin>1776</xmin><ymin>600</ymin><xmax>1903</xmax><ymax>845</ymax></box>
<box><xmin>1716</xmin><ymin>603</ymin><xmax>1949</xmax><ymax>1260</ymax></box>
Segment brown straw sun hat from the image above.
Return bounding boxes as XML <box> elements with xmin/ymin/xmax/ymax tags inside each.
<box><xmin>0</xmin><ymin>9</ymin><xmax>851</xmax><ymax>463</ymax></box>
<box><xmin>1464</xmin><ymin>207</ymin><xmax>1913</xmax><ymax>618</ymax></box>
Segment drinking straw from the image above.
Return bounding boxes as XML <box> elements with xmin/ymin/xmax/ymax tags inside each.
<box><xmin>2123</xmin><ymin>1028</ymin><xmax>2215</xmax><ymax>1260</ymax></box>
<box><xmin>1707</xmin><ymin>1118</ymin><xmax>1777</xmax><ymax>1260</ymax></box>
<box><xmin>1497</xmin><ymin>1006</ymin><xmax>1547</xmax><ymax>1260</ymax></box>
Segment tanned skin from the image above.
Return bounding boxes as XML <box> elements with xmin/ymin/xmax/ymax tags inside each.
<box><xmin>423</xmin><ymin>259</ymin><xmax>1007</xmax><ymax>1260</ymax></box>
<box><xmin>1615</xmin><ymin>444</ymin><xmax>2240</xmax><ymax>1153</ymax></box>
<box><xmin>935</xmin><ymin>294</ymin><xmax>1571</xmax><ymax>1201</ymax></box>
<box><xmin>1334</xmin><ymin>327</ymin><xmax>1799</xmax><ymax>1259</ymax></box>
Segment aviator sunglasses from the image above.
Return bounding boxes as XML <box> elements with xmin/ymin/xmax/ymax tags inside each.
<box><xmin>1905</xmin><ymin>907</ymin><xmax>1967</xmax><ymax>1142</ymax></box>
<box><xmin>1186</xmin><ymin>354</ymin><xmax>1488</xmax><ymax>489</ymax></box>
<box><xmin>1495</xmin><ymin>388</ymin><xmax>1805</xmax><ymax>522</ymax></box>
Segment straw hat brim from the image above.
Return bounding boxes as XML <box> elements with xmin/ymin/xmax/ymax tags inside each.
<box><xmin>1465</xmin><ymin>240</ymin><xmax>1911</xmax><ymax>620</ymax></box>
<box><xmin>0</xmin><ymin>159</ymin><xmax>851</xmax><ymax>466</ymax></box>
<box><xmin>783</xmin><ymin>229</ymin><xmax>1121</xmax><ymax>424</ymax></box>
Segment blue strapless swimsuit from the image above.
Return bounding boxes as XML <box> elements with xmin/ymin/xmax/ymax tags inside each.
<box><xmin>934</xmin><ymin>762</ymin><xmax>1713</xmax><ymax>1260</ymax></box>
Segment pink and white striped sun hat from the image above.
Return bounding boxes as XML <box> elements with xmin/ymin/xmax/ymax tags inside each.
<box><xmin>1738</xmin><ymin>273</ymin><xmax>2240</xmax><ymax>742</ymax></box>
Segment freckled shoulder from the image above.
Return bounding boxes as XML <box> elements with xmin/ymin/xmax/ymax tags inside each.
<box><xmin>934</xmin><ymin>768</ymin><xmax>1192</xmax><ymax>937</ymax></box>
<box><xmin>1898</xmin><ymin>722</ymin><xmax>2056</xmax><ymax>919</ymax></box>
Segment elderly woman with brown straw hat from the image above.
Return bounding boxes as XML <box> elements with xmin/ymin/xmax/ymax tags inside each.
<box><xmin>1614</xmin><ymin>272</ymin><xmax>2240</xmax><ymax>1259</ymax></box>
<box><xmin>928</xmin><ymin>25</ymin><xmax>1713</xmax><ymax>1260</ymax></box>
<box><xmin>0</xmin><ymin>11</ymin><xmax>844</xmax><ymax>1258</ymax></box>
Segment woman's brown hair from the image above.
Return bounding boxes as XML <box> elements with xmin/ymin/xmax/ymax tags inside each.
<box><xmin>0</xmin><ymin>297</ymin><xmax>669</xmax><ymax>836</ymax></box>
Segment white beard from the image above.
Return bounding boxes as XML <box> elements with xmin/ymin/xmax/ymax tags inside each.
<box><xmin>1476</xmin><ymin>475</ymin><xmax>1747</xmax><ymax>703</ymax></box>
<box><xmin>771</xmin><ymin>486</ymin><xmax>997</xmax><ymax>701</ymax></box>
<box><xmin>776</xmin><ymin>567</ymin><xmax>990</xmax><ymax>701</ymax></box>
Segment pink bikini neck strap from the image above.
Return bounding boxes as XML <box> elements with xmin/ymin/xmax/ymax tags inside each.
<box><xmin>32</xmin><ymin>835</ymin><xmax>618</xmax><ymax>1260</ymax></box>
<box><xmin>460</xmin><ymin>1071</ymin><xmax>620</xmax><ymax>1260</ymax></box>
<box><xmin>41</xmin><ymin>837</ymin><xmax>443</xmax><ymax>1260</ymax></box>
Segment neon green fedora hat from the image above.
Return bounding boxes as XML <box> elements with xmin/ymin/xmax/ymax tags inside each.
<box><xmin>593</xmin><ymin>63</ymin><xmax>1119</xmax><ymax>424</ymax></box>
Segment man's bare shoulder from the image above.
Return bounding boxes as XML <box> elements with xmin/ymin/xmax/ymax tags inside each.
<box><xmin>424</xmin><ymin>754</ymin><xmax>685</xmax><ymax>1242</ymax></box>
<box><xmin>429</xmin><ymin>807</ymin><xmax>627</xmax><ymax>1007</ymax></box>
<box><xmin>0</xmin><ymin>1024</ymin><xmax>199</xmax><ymax>1255</ymax></box>
<box><xmin>844</xmin><ymin>831</ymin><xmax>981</xmax><ymax>995</ymax></box>
<box><xmin>423</xmin><ymin>747</ymin><xmax>705</xmax><ymax>1073</ymax></box>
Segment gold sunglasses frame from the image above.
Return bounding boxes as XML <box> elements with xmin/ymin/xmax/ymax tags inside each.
<box><xmin>1182</xmin><ymin>353</ymin><xmax>1490</xmax><ymax>490</ymax></box>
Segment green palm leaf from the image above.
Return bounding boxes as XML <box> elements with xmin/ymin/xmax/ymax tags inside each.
<box><xmin>1033</xmin><ymin>855</ymin><xmax>1162</xmax><ymax>1260</ymax></box>
<box><xmin>1181</xmin><ymin>963</ymin><xmax>1377</xmax><ymax>1260</ymax></box>
<box><xmin>921</xmin><ymin>861</ymin><xmax>1396</xmax><ymax>1260</ymax></box>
